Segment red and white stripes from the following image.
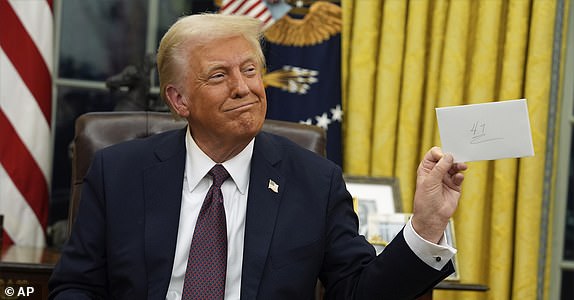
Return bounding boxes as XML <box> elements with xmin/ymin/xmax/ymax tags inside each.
<box><xmin>219</xmin><ymin>0</ymin><xmax>275</xmax><ymax>30</ymax></box>
<box><xmin>0</xmin><ymin>0</ymin><xmax>53</xmax><ymax>247</ymax></box>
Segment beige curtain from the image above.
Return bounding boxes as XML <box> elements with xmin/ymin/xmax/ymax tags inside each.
<box><xmin>341</xmin><ymin>0</ymin><xmax>566</xmax><ymax>299</ymax></box>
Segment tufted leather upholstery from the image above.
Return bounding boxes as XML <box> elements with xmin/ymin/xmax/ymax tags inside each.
<box><xmin>67</xmin><ymin>111</ymin><xmax>326</xmax><ymax>235</ymax></box>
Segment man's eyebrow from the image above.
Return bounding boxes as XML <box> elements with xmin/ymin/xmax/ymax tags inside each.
<box><xmin>204</xmin><ymin>63</ymin><xmax>227</xmax><ymax>74</ymax></box>
<box><xmin>202</xmin><ymin>55</ymin><xmax>260</xmax><ymax>74</ymax></box>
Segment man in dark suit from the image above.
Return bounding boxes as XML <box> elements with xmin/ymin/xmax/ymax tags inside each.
<box><xmin>49</xmin><ymin>14</ymin><xmax>467</xmax><ymax>300</ymax></box>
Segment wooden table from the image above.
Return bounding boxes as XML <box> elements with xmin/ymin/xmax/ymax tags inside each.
<box><xmin>417</xmin><ymin>281</ymin><xmax>489</xmax><ymax>300</ymax></box>
<box><xmin>0</xmin><ymin>246</ymin><xmax>60</xmax><ymax>300</ymax></box>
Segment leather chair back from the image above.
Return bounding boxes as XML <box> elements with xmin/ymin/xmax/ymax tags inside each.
<box><xmin>67</xmin><ymin>111</ymin><xmax>326</xmax><ymax>235</ymax></box>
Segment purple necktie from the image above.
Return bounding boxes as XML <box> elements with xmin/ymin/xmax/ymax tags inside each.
<box><xmin>182</xmin><ymin>164</ymin><xmax>230</xmax><ymax>299</ymax></box>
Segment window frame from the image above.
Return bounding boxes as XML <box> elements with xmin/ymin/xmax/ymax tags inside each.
<box><xmin>551</xmin><ymin>1</ymin><xmax>574</xmax><ymax>299</ymax></box>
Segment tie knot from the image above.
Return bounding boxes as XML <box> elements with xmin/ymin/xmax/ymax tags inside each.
<box><xmin>208</xmin><ymin>164</ymin><xmax>230</xmax><ymax>188</ymax></box>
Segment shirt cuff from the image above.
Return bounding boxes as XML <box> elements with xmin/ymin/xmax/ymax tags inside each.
<box><xmin>402</xmin><ymin>217</ymin><xmax>457</xmax><ymax>271</ymax></box>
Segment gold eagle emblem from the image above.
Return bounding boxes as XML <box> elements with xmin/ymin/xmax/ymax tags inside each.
<box><xmin>264</xmin><ymin>1</ymin><xmax>342</xmax><ymax>47</ymax></box>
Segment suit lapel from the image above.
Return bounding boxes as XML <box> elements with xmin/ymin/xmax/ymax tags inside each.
<box><xmin>143</xmin><ymin>128</ymin><xmax>187</xmax><ymax>299</ymax></box>
<box><xmin>240</xmin><ymin>132</ymin><xmax>285</xmax><ymax>299</ymax></box>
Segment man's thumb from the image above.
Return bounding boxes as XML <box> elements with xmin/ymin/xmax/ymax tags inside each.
<box><xmin>430</xmin><ymin>153</ymin><xmax>453</xmax><ymax>178</ymax></box>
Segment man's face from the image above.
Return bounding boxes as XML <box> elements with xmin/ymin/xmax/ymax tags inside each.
<box><xmin>174</xmin><ymin>35</ymin><xmax>267</xmax><ymax>146</ymax></box>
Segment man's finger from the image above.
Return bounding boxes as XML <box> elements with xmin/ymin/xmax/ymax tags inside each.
<box><xmin>428</xmin><ymin>146</ymin><xmax>444</xmax><ymax>163</ymax></box>
<box><xmin>448</xmin><ymin>162</ymin><xmax>467</xmax><ymax>175</ymax></box>
<box><xmin>452</xmin><ymin>173</ymin><xmax>465</xmax><ymax>187</ymax></box>
<box><xmin>430</xmin><ymin>153</ymin><xmax>454</xmax><ymax>178</ymax></box>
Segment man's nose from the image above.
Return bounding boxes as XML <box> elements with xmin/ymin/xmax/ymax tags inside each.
<box><xmin>230</xmin><ymin>73</ymin><xmax>250</xmax><ymax>99</ymax></box>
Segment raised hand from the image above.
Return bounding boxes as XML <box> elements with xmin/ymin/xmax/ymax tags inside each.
<box><xmin>412</xmin><ymin>147</ymin><xmax>467</xmax><ymax>243</ymax></box>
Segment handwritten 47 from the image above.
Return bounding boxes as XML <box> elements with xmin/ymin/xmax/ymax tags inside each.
<box><xmin>470</xmin><ymin>121</ymin><xmax>486</xmax><ymax>139</ymax></box>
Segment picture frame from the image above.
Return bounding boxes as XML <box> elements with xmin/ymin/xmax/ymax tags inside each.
<box><xmin>343</xmin><ymin>175</ymin><xmax>402</xmax><ymax>239</ymax></box>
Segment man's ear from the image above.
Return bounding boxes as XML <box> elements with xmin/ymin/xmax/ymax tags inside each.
<box><xmin>165</xmin><ymin>84</ymin><xmax>190</xmax><ymax>117</ymax></box>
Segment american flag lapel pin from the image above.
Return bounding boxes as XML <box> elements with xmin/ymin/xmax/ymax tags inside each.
<box><xmin>268</xmin><ymin>179</ymin><xmax>279</xmax><ymax>193</ymax></box>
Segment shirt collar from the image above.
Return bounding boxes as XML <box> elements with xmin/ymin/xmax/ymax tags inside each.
<box><xmin>184</xmin><ymin>127</ymin><xmax>253</xmax><ymax>194</ymax></box>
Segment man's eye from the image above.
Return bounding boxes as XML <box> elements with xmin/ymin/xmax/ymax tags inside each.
<box><xmin>209</xmin><ymin>73</ymin><xmax>225</xmax><ymax>81</ymax></box>
<box><xmin>244</xmin><ymin>67</ymin><xmax>257</xmax><ymax>76</ymax></box>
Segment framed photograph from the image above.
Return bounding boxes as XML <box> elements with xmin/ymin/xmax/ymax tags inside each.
<box><xmin>343</xmin><ymin>176</ymin><xmax>402</xmax><ymax>238</ymax></box>
<box><xmin>366</xmin><ymin>212</ymin><xmax>460</xmax><ymax>281</ymax></box>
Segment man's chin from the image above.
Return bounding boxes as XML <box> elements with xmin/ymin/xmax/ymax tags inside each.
<box><xmin>235</xmin><ymin>119</ymin><xmax>264</xmax><ymax>137</ymax></box>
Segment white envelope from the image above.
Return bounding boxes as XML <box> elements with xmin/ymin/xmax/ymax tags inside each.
<box><xmin>435</xmin><ymin>99</ymin><xmax>534</xmax><ymax>162</ymax></box>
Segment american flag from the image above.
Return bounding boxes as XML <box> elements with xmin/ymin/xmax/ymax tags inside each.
<box><xmin>0</xmin><ymin>0</ymin><xmax>53</xmax><ymax>248</ymax></box>
<box><xmin>219</xmin><ymin>0</ymin><xmax>275</xmax><ymax>30</ymax></box>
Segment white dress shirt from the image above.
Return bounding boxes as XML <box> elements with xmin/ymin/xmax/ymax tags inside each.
<box><xmin>404</xmin><ymin>218</ymin><xmax>456</xmax><ymax>270</ymax></box>
<box><xmin>166</xmin><ymin>128</ymin><xmax>252</xmax><ymax>300</ymax></box>
<box><xmin>166</xmin><ymin>128</ymin><xmax>456</xmax><ymax>299</ymax></box>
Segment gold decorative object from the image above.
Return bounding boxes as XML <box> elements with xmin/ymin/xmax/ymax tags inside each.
<box><xmin>264</xmin><ymin>1</ymin><xmax>341</xmax><ymax>47</ymax></box>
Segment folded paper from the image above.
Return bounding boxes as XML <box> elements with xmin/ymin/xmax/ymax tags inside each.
<box><xmin>436</xmin><ymin>99</ymin><xmax>534</xmax><ymax>162</ymax></box>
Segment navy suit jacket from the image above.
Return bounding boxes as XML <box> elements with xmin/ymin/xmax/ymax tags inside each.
<box><xmin>49</xmin><ymin>128</ymin><xmax>453</xmax><ymax>299</ymax></box>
